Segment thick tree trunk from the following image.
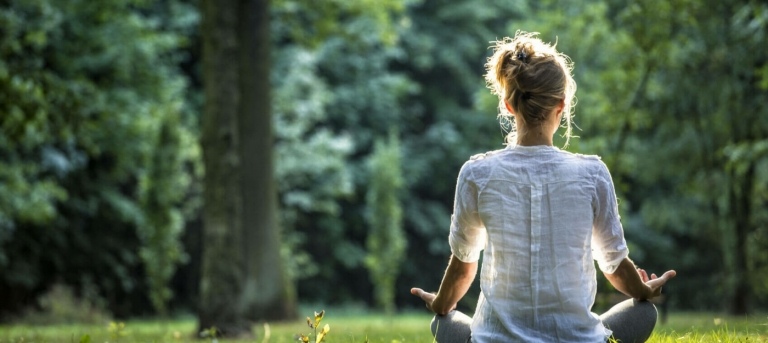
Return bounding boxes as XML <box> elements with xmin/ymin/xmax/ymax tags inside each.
<box><xmin>199</xmin><ymin>0</ymin><xmax>247</xmax><ymax>336</ymax></box>
<box><xmin>238</xmin><ymin>0</ymin><xmax>297</xmax><ymax>320</ymax></box>
<box><xmin>198</xmin><ymin>0</ymin><xmax>295</xmax><ymax>336</ymax></box>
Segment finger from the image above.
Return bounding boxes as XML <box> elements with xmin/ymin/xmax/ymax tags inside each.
<box><xmin>650</xmin><ymin>273</ymin><xmax>657</xmax><ymax>279</ymax></box>
<box><xmin>411</xmin><ymin>288</ymin><xmax>436</xmax><ymax>302</ymax></box>
<box><xmin>660</xmin><ymin>270</ymin><xmax>676</xmax><ymax>280</ymax></box>
<box><xmin>646</xmin><ymin>271</ymin><xmax>675</xmax><ymax>289</ymax></box>
<box><xmin>639</xmin><ymin>269</ymin><xmax>649</xmax><ymax>282</ymax></box>
<box><xmin>411</xmin><ymin>288</ymin><xmax>428</xmax><ymax>301</ymax></box>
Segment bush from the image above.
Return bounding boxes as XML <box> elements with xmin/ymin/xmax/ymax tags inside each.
<box><xmin>18</xmin><ymin>284</ymin><xmax>110</xmax><ymax>325</ymax></box>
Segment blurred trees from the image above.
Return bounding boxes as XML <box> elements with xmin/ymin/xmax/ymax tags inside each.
<box><xmin>0</xmin><ymin>0</ymin><xmax>197</xmax><ymax>317</ymax></box>
<box><xmin>0</xmin><ymin>0</ymin><xmax>767</xmax><ymax>321</ymax></box>
<box><xmin>270</xmin><ymin>0</ymin><xmax>412</xmax><ymax>305</ymax></box>
<box><xmin>606</xmin><ymin>0</ymin><xmax>768</xmax><ymax>314</ymax></box>
<box><xmin>516</xmin><ymin>0</ymin><xmax>768</xmax><ymax>314</ymax></box>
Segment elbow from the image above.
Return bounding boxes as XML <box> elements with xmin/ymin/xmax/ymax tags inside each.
<box><xmin>431</xmin><ymin>298</ymin><xmax>456</xmax><ymax>316</ymax></box>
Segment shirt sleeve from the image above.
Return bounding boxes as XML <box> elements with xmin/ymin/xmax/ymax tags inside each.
<box><xmin>591</xmin><ymin>161</ymin><xmax>629</xmax><ymax>274</ymax></box>
<box><xmin>448</xmin><ymin>161</ymin><xmax>487</xmax><ymax>262</ymax></box>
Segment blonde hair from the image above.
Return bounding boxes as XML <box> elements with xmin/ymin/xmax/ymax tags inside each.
<box><xmin>485</xmin><ymin>31</ymin><xmax>577</xmax><ymax>147</ymax></box>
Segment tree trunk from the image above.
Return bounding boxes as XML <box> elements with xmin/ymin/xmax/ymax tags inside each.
<box><xmin>728</xmin><ymin>162</ymin><xmax>754</xmax><ymax>315</ymax></box>
<box><xmin>198</xmin><ymin>0</ymin><xmax>295</xmax><ymax>336</ymax></box>
<box><xmin>238</xmin><ymin>0</ymin><xmax>297</xmax><ymax>320</ymax></box>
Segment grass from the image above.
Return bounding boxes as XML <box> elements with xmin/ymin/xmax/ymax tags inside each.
<box><xmin>0</xmin><ymin>310</ymin><xmax>766</xmax><ymax>342</ymax></box>
<box><xmin>650</xmin><ymin>312</ymin><xmax>768</xmax><ymax>342</ymax></box>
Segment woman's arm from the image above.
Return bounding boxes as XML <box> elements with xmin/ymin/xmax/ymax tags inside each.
<box><xmin>411</xmin><ymin>254</ymin><xmax>478</xmax><ymax>315</ymax></box>
<box><xmin>604</xmin><ymin>257</ymin><xmax>676</xmax><ymax>300</ymax></box>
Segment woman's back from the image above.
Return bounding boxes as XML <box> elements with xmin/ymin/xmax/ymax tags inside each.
<box><xmin>455</xmin><ymin>145</ymin><xmax>626</xmax><ymax>342</ymax></box>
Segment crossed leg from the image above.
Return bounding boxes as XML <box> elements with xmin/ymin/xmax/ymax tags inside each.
<box><xmin>430</xmin><ymin>299</ymin><xmax>658</xmax><ymax>343</ymax></box>
<box><xmin>600</xmin><ymin>299</ymin><xmax>658</xmax><ymax>343</ymax></box>
<box><xmin>430</xmin><ymin>310</ymin><xmax>473</xmax><ymax>343</ymax></box>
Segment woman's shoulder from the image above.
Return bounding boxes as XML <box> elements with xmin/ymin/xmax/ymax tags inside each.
<box><xmin>457</xmin><ymin>148</ymin><xmax>506</xmax><ymax>181</ymax></box>
<box><xmin>558</xmin><ymin>150</ymin><xmax>612</xmax><ymax>177</ymax></box>
<box><xmin>468</xmin><ymin>148</ymin><xmax>507</xmax><ymax>162</ymax></box>
<box><xmin>561</xmin><ymin>150</ymin><xmax>604</xmax><ymax>163</ymax></box>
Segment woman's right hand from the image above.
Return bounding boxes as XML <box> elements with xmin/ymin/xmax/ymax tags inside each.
<box><xmin>637</xmin><ymin>268</ymin><xmax>677</xmax><ymax>298</ymax></box>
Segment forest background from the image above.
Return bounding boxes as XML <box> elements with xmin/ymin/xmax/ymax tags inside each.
<box><xmin>1</xmin><ymin>0</ymin><xmax>767</xmax><ymax>327</ymax></box>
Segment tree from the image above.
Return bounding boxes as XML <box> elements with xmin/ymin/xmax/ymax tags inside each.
<box><xmin>198</xmin><ymin>0</ymin><xmax>295</xmax><ymax>336</ymax></box>
<box><xmin>513</xmin><ymin>0</ymin><xmax>768</xmax><ymax>313</ymax></box>
<box><xmin>0</xmin><ymin>0</ymin><xmax>196</xmax><ymax>318</ymax></box>
<box><xmin>365</xmin><ymin>132</ymin><xmax>406</xmax><ymax>314</ymax></box>
<box><xmin>269</xmin><ymin>0</ymin><xmax>410</xmax><ymax>304</ymax></box>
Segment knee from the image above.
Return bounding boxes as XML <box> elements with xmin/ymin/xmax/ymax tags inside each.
<box><xmin>430</xmin><ymin>312</ymin><xmax>458</xmax><ymax>336</ymax></box>
<box><xmin>636</xmin><ymin>299</ymin><xmax>658</xmax><ymax>322</ymax></box>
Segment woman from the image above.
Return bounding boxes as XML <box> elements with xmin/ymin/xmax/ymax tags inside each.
<box><xmin>410</xmin><ymin>32</ymin><xmax>676</xmax><ymax>343</ymax></box>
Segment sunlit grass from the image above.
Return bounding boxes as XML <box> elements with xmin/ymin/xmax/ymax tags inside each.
<box><xmin>0</xmin><ymin>310</ymin><xmax>766</xmax><ymax>342</ymax></box>
<box><xmin>649</xmin><ymin>312</ymin><xmax>768</xmax><ymax>342</ymax></box>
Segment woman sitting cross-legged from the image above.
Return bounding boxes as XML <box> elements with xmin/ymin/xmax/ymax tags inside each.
<box><xmin>410</xmin><ymin>31</ymin><xmax>676</xmax><ymax>343</ymax></box>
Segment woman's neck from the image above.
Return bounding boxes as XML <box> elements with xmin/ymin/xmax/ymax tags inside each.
<box><xmin>517</xmin><ymin>128</ymin><xmax>554</xmax><ymax>146</ymax></box>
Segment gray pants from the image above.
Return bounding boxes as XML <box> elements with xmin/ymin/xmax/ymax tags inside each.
<box><xmin>431</xmin><ymin>299</ymin><xmax>657</xmax><ymax>343</ymax></box>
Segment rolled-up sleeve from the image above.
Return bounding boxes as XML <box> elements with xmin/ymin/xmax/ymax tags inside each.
<box><xmin>591</xmin><ymin>162</ymin><xmax>629</xmax><ymax>274</ymax></box>
<box><xmin>449</xmin><ymin>162</ymin><xmax>487</xmax><ymax>262</ymax></box>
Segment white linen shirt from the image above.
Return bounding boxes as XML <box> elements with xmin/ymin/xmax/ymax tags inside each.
<box><xmin>448</xmin><ymin>145</ymin><xmax>629</xmax><ymax>343</ymax></box>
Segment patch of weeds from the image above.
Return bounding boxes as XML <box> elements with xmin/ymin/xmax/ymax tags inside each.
<box><xmin>17</xmin><ymin>284</ymin><xmax>110</xmax><ymax>325</ymax></box>
<box><xmin>107</xmin><ymin>321</ymin><xmax>129</xmax><ymax>341</ymax></box>
<box><xmin>297</xmin><ymin>310</ymin><xmax>330</xmax><ymax>343</ymax></box>
<box><xmin>199</xmin><ymin>326</ymin><xmax>219</xmax><ymax>343</ymax></box>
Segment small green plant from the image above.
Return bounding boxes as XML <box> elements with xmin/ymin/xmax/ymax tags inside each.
<box><xmin>297</xmin><ymin>310</ymin><xmax>330</xmax><ymax>343</ymax></box>
<box><xmin>199</xmin><ymin>326</ymin><xmax>219</xmax><ymax>343</ymax></box>
<box><xmin>107</xmin><ymin>321</ymin><xmax>128</xmax><ymax>341</ymax></box>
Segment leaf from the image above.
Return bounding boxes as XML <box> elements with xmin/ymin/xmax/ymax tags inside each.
<box><xmin>313</xmin><ymin>310</ymin><xmax>325</xmax><ymax>328</ymax></box>
<box><xmin>79</xmin><ymin>334</ymin><xmax>91</xmax><ymax>343</ymax></box>
<box><xmin>315</xmin><ymin>324</ymin><xmax>330</xmax><ymax>343</ymax></box>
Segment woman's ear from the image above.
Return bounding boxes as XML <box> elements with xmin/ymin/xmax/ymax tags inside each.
<box><xmin>504</xmin><ymin>101</ymin><xmax>516</xmax><ymax>115</ymax></box>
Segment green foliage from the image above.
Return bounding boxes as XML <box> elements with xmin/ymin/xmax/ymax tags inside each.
<box><xmin>0</xmin><ymin>0</ymin><xmax>198</xmax><ymax>316</ymax></box>
<box><xmin>272</xmin><ymin>46</ymin><xmax>354</xmax><ymax>283</ymax></box>
<box><xmin>270</xmin><ymin>0</ymin><xmax>415</xmax><ymax>304</ymax></box>
<box><xmin>2</xmin><ymin>0</ymin><xmax>767</xmax><ymax>317</ymax></box>
<box><xmin>272</xmin><ymin>0</ymin><xmax>408</xmax><ymax>47</ymax></box>
<box><xmin>16</xmin><ymin>284</ymin><xmax>110</xmax><ymax>325</ymax></box>
<box><xmin>511</xmin><ymin>0</ymin><xmax>768</xmax><ymax>312</ymax></box>
<box><xmin>365</xmin><ymin>133</ymin><xmax>406</xmax><ymax>314</ymax></box>
<box><xmin>272</xmin><ymin>0</ymin><xmax>530</xmax><ymax>308</ymax></box>
<box><xmin>138</xmin><ymin>115</ymin><xmax>194</xmax><ymax>315</ymax></box>
<box><xmin>604</xmin><ymin>0</ymin><xmax>768</xmax><ymax>312</ymax></box>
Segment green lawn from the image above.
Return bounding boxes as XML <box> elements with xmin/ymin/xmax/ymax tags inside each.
<box><xmin>0</xmin><ymin>311</ymin><xmax>766</xmax><ymax>342</ymax></box>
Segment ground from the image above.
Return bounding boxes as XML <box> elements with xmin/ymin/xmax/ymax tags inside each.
<box><xmin>0</xmin><ymin>310</ymin><xmax>766</xmax><ymax>342</ymax></box>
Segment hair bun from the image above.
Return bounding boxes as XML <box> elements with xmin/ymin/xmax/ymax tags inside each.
<box><xmin>484</xmin><ymin>31</ymin><xmax>578</xmax><ymax>147</ymax></box>
<box><xmin>514</xmin><ymin>43</ymin><xmax>534</xmax><ymax>64</ymax></box>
